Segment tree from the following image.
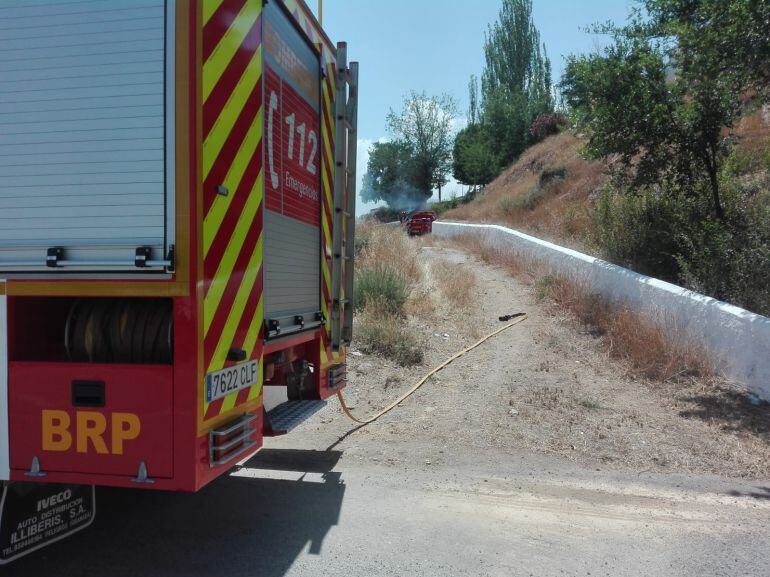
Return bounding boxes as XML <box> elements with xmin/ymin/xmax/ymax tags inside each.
<box><xmin>483</xmin><ymin>86</ymin><xmax>530</xmax><ymax>168</ymax></box>
<box><xmin>452</xmin><ymin>123</ymin><xmax>499</xmax><ymax>188</ymax></box>
<box><xmin>560</xmin><ymin>16</ymin><xmax>740</xmax><ymax>219</ymax></box>
<box><xmin>360</xmin><ymin>141</ymin><xmax>419</xmax><ymax>209</ymax></box>
<box><xmin>467</xmin><ymin>75</ymin><xmax>480</xmax><ymax>126</ymax></box>
<box><xmin>643</xmin><ymin>0</ymin><xmax>770</xmax><ymax>98</ymax></box>
<box><xmin>386</xmin><ymin>91</ymin><xmax>458</xmax><ymax>198</ymax></box>
<box><xmin>479</xmin><ymin>0</ymin><xmax>553</xmax><ymax>166</ymax></box>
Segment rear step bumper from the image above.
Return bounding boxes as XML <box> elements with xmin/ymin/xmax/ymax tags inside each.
<box><xmin>266</xmin><ymin>401</ymin><xmax>326</xmax><ymax>435</ymax></box>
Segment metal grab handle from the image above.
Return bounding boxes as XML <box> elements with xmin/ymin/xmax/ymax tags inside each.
<box><xmin>0</xmin><ymin>260</ymin><xmax>172</xmax><ymax>268</ymax></box>
<box><xmin>210</xmin><ymin>428</ymin><xmax>257</xmax><ymax>454</ymax></box>
<box><xmin>210</xmin><ymin>440</ymin><xmax>258</xmax><ymax>467</ymax></box>
<box><xmin>209</xmin><ymin>414</ymin><xmax>257</xmax><ymax>437</ymax></box>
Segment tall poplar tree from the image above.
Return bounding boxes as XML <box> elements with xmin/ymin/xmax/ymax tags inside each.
<box><xmin>481</xmin><ymin>0</ymin><xmax>552</xmax><ymax>165</ymax></box>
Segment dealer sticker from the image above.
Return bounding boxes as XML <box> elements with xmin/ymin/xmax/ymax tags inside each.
<box><xmin>206</xmin><ymin>360</ymin><xmax>259</xmax><ymax>403</ymax></box>
<box><xmin>0</xmin><ymin>483</ymin><xmax>95</xmax><ymax>565</ymax></box>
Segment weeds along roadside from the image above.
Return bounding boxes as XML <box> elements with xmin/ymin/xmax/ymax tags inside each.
<box><xmin>353</xmin><ymin>222</ymin><xmax>477</xmax><ymax>366</ymax></box>
<box><xmin>449</xmin><ymin>233</ymin><xmax>770</xmax><ymax>476</ymax></box>
<box><xmin>449</xmin><ymin>234</ymin><xmax>714</xmax><ymax>383</ymax></box>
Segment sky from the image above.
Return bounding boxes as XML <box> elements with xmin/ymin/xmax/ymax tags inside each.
<box><xmin>307</xmin><ymin>0</ymin><xmax>635</xmax><ymax>215</ymax></box>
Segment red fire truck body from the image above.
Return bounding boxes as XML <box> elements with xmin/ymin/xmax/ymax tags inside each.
<box><xmin>0</xmin><ymin>0</ymin><xmax>358</xmax><ymax>495</ymax></box>
<box><xmin>406</xmin><ymin>211</ymin><xmax>437</xmax><ymax>236</ymax></box>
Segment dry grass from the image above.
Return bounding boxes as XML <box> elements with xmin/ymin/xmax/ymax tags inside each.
<box><xmin>356</xmin><ymin>300</ymin><xmax>424</xmax><ymax>367</ymax></box>
<box><xmin>356</xmin><ymin>220</ymin><xmax>421</xmax><ymax>284</ymax></box>
<box><xmin>449</xmin><ymin>234</ymin><xmax>770</xmax><ymax>477</ymax></box>
<box><xmin>353</xmin><ymin>222</ymin><xmax>430</xmax><ymax>366</ymax></box>
<box><xmin>451</xmin><ymin>234</ymin><xmax>713</xmax><ymax>383</ymax></box>
<box><xmin>444</xmin><ymin>133</ymin><xmax>607</xmax><ymax>249</ymax></box>
<box><xmin>730</xmin><ymin>106</ymin><xmax>770</xmax><ymax>154</ymax></box>
<box><xmin>534</xmin><ymin>274</ymin><xmax>712</xmax><ymax>381</ymax></box>
<box><xmin>429</xmin><ymin>260</ymin><xmax>477</xmax><ymax>309</ymax></box>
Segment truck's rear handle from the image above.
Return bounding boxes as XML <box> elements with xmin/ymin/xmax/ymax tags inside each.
<box><xmin>2</xmin><ymin>260</ymin><xmax>172</xmax><ymax>269</ymax></box>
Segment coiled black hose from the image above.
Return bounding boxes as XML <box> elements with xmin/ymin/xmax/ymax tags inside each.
<box><xmin>65</xmin><ymin>298</ymin><xmax>173</xmax><ymax>364</ymax></box>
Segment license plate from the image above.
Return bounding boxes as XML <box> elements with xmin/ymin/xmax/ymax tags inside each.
<box><xmin>206</xmin><ymin>361</ymin><xmax>259</xmax><ymax>403</ymax></box>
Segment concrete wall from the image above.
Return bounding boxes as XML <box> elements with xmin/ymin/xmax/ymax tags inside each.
<box><xmin>434</xmin><ymin>221</ymin><xmax>770</xmax><ymax>399</ymax></box>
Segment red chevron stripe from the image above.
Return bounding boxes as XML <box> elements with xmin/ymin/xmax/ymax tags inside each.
<box><xmin>322</xmin><ymin>186</ymin><xmax>332</xmax><ymax>237</ymax></box>
<box><xmin>203</xmin><ymin>0</ymin><xmax>247</xmax><ymax>62</ymax></box>
<box><xmin>203</xmin><ymin>215</ymin><xmax>261</xmax><ymax>366</ymax></box>
<box><xmin>204</xmin><ymin>140</ymin><xmax>262</xmax><ymax>284</ymax></box>
<box><xmin>322</xmin><ymin>281</ymin><xmax>331</xmax><ymax>311</ymax></box>
<box><xmin>322</xmin><ymin>145</ymin><xmax>334</xmax><ymax>200</ymax></box>
<box><xmin>234</xmin><ymin>386</ymin><xmax>252</xmax><ymax>408</ymax></box>
<box><xmin>231</xmin><ymin>264</ymin><xmax>264</xmax><ymax>353</ymax></box>
<box><xmin>203</xmin><ymin>81</ymin><xmax>262</xmax><ymax>214</ymax></box>
<box><xmin>203</xmin><ymin>13</ymin><xmax>262</xmax><ymax>138</ymax></box>
<box><xmin>204</xmin><ymin>397</ymin><xmax>225</xmax><ymax>421</ymax></box>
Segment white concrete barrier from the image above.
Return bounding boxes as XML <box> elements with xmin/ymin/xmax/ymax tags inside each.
<box><xmin>434</xmin><ymin>221</ymin><xmax>770</xmax><ymax>399</ymax></box>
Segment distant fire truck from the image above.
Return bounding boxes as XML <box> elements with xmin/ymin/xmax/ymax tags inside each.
<box><xmin>405</xmin><ymin>211</ymin><xmax>437</xmax><ymax>236</ymax></box>
<box><xmin>0</xmin><ymin>0</ymin><xmax>357</xmax><ymax>562</ymax></box>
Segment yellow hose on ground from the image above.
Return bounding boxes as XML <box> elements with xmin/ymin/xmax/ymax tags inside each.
<box><xmin>337</xmin><ymin>314</ymin><xmax>528</xmax><ymax>425</ymax></box>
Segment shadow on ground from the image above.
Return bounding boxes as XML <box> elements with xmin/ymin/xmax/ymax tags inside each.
<box><xmin>678</xmin><ymin>386</ymin><xmax>770</xmax><ymax>442</ymax></box>
<box><xmin>8</xmin><ymin>449</ymin><xmax>345</xmax><ymax>577</ymax></box>
<box><xmin>727</xmin><ymin>486</ymin><xmax>770</xmax><ymax>500</ymax></box>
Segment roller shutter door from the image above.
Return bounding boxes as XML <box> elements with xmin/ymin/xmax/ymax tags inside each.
<box><xmin>0</xmin><ymin>0</ymin><xmax>173</xmax><ymax>272</ymax></box>
<box><xmin>263</xmin><ymin>1</ymin><xmax>322</xmax><ymax>333</ymax></box>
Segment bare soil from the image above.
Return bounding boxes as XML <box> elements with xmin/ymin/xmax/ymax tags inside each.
<box><xmin>338</xmin><ymin>244</ymin><xmax>770</xmax><ymax>479</ymax></box>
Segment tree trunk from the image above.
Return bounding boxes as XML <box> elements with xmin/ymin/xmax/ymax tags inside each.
<box><xmin>708</xmin><ymin>166</ymin><xmax>724</xmax><ymax>220</ymax></box>
<box><xmin>704</xmin><ymin>148</ymin><xmax>724</xmax><ymax>221</ymax></box>
<box><xmin>438</xmin><ymin>184</ymin><xmax>442</xmax><ymax>203</ymax></box>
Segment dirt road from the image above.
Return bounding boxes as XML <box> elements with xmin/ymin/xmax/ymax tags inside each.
<box><xmin>9</xmin><ymin>244</ymin><xmax>769</xmax><ymax>577</ymax></box>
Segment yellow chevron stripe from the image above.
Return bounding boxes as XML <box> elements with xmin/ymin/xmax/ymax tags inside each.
<box><xmin>322</xmin><ymin>80</ymin><xmax>334</xmax><ymax>127</ymax></box>
<box><xmin>322</xmin><ymin>254</ymin><xmax>331</xmax><ymax>294</ymax></box>
<box><xmin>321</xmin><ymin>130</ymin><xmax>333</xmax><ymax>183</ymax></box>
<box><xmin>203</xmin><ymin>45</ymin><xmax>262</xmax><ymax>180</ymax></box>
<box><xmin>204</xmin><ymin>178</ymin><xmax>263</xmax><ymax>336</ymax></box>
<box><xmin>322</xmin><ymin>155</ymin><xmax>333</xmax><ymax>210</ymax></box>
<box><xmin>328</xmin><ymin>62</ymin><xmax>336</xmax><ymax>97</ymax></box>
<box><xmin>322</xmin><ymin>87</ymin><xmax>333</xmax><ymax>133</ymax></box>
<box><xmin>204</xmin><ymin>113</ymin><xmax>263</xmax><ymax>257</ymax></box>
<box><xmin>202</xmin><ymin>0</ymin><xmax>224</xmax><ymax>26</ymax></box>
<box><xmin>243</xmin><ymin>297</ymin><xmax>264</xmax><ymax>359</ymax></box>
<box><xmin>321</xmin><ymin>291</ymin><xmax>329</xmax><ymax>324</ymax></box>
<box><xmin>247</xmin><ymin>360</ymin><xmax>264</xmax><ymax>401</ymax></box>
<box><xmin>208</xmin><ymin>234</ymin><xmax>264</xmax><ymax>375</ymax></box>
<box><xmin>322</xmin><ymin>217</ymin><xmax>332</xmax><ymax>259</ymax></box>
<box><xmin>203</xmin><ymin>1</ymin><xmax>262</xmax><ymax>103</ymax></box>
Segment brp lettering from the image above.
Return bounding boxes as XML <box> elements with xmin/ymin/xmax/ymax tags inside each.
<box><xmin>41</xmin><ymin>411</ymin><xmax>141</xmax><ymax>455</ymax></box>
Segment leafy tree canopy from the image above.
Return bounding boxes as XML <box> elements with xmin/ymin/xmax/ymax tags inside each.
<box><xmin>361</xmin><ymin>92</ymin><xmax>458</xmax><ymax>209</ymax></box>
<box><xmin>558</xmin><ymin>0</ymin><xmax>762</xmax><ymax>220</ymax></box>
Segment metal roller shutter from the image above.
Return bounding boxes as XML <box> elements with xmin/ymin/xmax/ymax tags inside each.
<box><xmin>0</xmin><ymin>0</ymin><xmax>174</xmax><ymax>272</ymax></box>
<box><xmin>263</xmin><ymin>1</ymin><xmax>322</xmax><ymax>334</ymax></box>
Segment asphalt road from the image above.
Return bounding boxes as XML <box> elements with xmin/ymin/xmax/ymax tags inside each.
<box><xmin>6</xmin><ymin>441</ymin><xmax>769</xmax><ymax>577</ymax></box>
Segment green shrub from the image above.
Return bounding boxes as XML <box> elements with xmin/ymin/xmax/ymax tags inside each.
<box><xmin>499</xmin><ymin>195</ymin><xmax>526</xmax><ymax>215</ymax></box>
<box><xmin>431</xmin><ymin>197</ymin><xmax>460</xmax><ymax>215</ymax></box>
<box><xmin>534</xmin><ymin>274</ymin><xmax>559</xmax><ymax>300</ymax></box>
<box><xmin>539</xmin><ymin>167</ymin><xmax>567</xmax><ymax>186</ymax></box>
<box><xmin>592</xmin><ymin>178</ymin><xmax>770</xmax><ymax>316</ymax></box>
<box><xmin>354</xmin><ymin>265</ymin><xmax>409</xmax><ymax>313</ymax></box>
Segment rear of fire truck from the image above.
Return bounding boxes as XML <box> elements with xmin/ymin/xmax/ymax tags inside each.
<box><xmin>0</xmin><ymin>0</ymin><xmax>357</xmax><ymax>563</ymax></box>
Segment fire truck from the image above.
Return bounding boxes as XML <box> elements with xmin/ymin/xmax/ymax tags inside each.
<box><xmin>0</xmin><ymin>0</ymin><xmax>358</xmax><ymax>562</ymax></box>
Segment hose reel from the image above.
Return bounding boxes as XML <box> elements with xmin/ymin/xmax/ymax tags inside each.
<box><xmin>65</xmin><ymin>298</ymin><xmax>173</xmax><ymax>364</ymax></box>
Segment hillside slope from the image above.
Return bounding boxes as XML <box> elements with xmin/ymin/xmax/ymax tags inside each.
<box><xmin>444</xmin><ymin>108</ymin><xmax>770</xmax><ymax>253</ymax></box>
<box><xmin>443</xmin><ymin>132</ymin><xmax>606</xmax><ymax>250</ymax></box>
